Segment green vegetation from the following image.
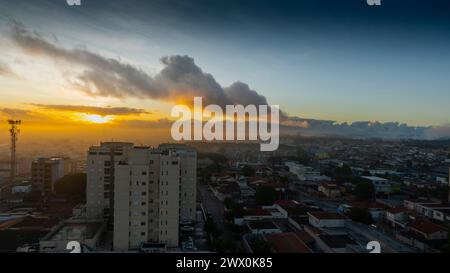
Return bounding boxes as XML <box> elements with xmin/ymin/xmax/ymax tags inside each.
<box><xmin>255</xmin><ymin>186</ymin><xmax>277</xmax><ymax>206</ymax></box>
<box><xmin>242</xmin><ymin>165</ymin><xmax>256</xmax><ymax>177</ymax></box>
<box><xmin>204</xmin><ymin>216</ymin><xmax>221</xmax><ymax>238</ymax></box>
<box><xmin>347</xmin><ymin>207</ymin><xmax>373</xmax><ymax>225</ymax></box>
<box><xmin>353</xmin><ymin>180</ymin><xmax>375</xmax><ymax>202</ymax></box>
<box><xmin>296</xmin><ymin>148</ymin><xmax>311</xmax><ymax>165</ymax></box>
<box><xmin>224</xmin><ymin>198</ymin><xmax>244</xmax><ymax>222</ymax></box>
<box><xmin>54</xmin><ymin>173</ymin><xmax>87</xmax><ymax>202</ymax></box>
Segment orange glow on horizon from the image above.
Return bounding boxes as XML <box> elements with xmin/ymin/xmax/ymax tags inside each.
<box><xmin>79</xmin><ymin>114</ymin><xmax>113</xmax><ymax>124</ymax></box>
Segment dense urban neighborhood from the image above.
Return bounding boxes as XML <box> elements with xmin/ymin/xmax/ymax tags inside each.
<box><xmin>1</xmin><ymin>136</ymin><xmax>450</xmax><ymax>253</ymax></box>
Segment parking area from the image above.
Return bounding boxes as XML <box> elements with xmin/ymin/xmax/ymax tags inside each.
<box><xmin>180</xmin><ymin>208</ymin><xmax>208</xmax><ymax>252</ymax></box>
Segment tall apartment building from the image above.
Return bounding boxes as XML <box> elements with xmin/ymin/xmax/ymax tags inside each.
<box><xmin>86</xmin><ymin>142</ymin><xmax>197</xmax><ymax>250</ymax></box>
<box><xmin>86</xmin><ymin>142</ymin><xmax>133</xmax><ymax>219</ymax></box>
<box><xmin>31</xmin><ymin>157</ymin><xmax>71</xmax><ymax>195</ymax></box>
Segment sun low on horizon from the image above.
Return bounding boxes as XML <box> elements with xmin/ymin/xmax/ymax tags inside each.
<box><xmin>79</xmin><ymin>114</ymin><xmax>114</xmax><ymax>124</ymax></box>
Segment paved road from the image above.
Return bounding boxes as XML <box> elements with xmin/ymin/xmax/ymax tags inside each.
<box><xmin>347</xmin><ymin>221</ymin><xmax>415</xmax><ymax>253</ymax></box>
<box><xmin>290</xmin><ymin>184</ymin><xmax>415</xmax><ymax>253</ymax></box>
<box><xmin>193</xmin><ymin>209</ymin><xmax>208</xmax><ymax>251</ymax></box>
<box><xmin>291</xmin><ymin>186</ymin><xmax>341</xmax><ymax>212</ymax></box>
<box><xmin>198</xmin><ymin>183</ymin><xmax>232</xmax><ymax>240</ymax></box>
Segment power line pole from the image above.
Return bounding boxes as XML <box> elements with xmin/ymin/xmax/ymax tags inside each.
<box><xmin>8</xmin><ymin>120</ymin><xmax>21</xmax><ymax>184</ymax></box>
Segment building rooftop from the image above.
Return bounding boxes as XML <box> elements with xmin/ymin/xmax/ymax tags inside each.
<box><xmin>386</xmin><ymin>207</ymin><xmax>409</xmax><ymax>214</ymax></box>
<box><xmin>265</xmin><ymin>232</ymin><xmax>312</xmax><ymax>253</ymax></box>
<box><xmin>248</xmin><ymin>221</ymin><xmax>279</xmax><ymax>230</ymax></box>
<box><xmin>42</xmin><ymin>221</ymin><xmax>104</xmax><ymax>241</ymax></box>
<box><xmin>319</xmin><ymin>234</ymin><xmax>356</xmax><ymax>249</ymax></box>
<box><xmin>243</xmin><ymin>208</ymin><xmax>272</xmax><ymax>217</ymax></box>
<box><xmin>408</xmin><ymin>220</ymin><xmax>447</xmax><ymax>235</ymax></box>
<box><xmin>308</xmin><ymin>211</ymin><xmax>347</xmax><ymax>220</ymax></box>
<box><xmin>361</xmin><ymin>176</ymin><xmax>388</xmax><ymax>182</ymax></box>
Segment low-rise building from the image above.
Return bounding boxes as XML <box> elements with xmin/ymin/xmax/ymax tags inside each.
<box><xmin>264</xmin><ymin>232</ymin><xmax>313</xmax><ymax>253</ymax></box>
<box><xmin>407</xmin><ymin>220</ymin><xmax>448</xmax><ymax>241</ymax></box>
<box><xmin>308</xmin><ymin>211</ymin><xmax>347</xmax><ymax>228</ymax></box>
<box><xmin>318</xmin><ymin>183</ymin><xmax>341</xmax><ymax>198</ymax></box>
<box><xmin>385</xmin><ymin>207</ymin><xmax>409</xmax><ymax>228</ymax></box>
<box><xmin>361</xmin><ymin>176</ymin><xmax>392</xmax><ymax>194</ymax></box>
<box><xmin>39</xmin><ymin>219</ymin><xmax>106</xmax><ymax>253</ymax></box>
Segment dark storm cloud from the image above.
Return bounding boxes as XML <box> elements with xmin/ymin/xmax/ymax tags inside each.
<box><xmin>29</xmin><ymin>104</ymin><xmax>150</xmax><ymax>116</ymax></box>
<box><xmin>8</xmin><ymin>20</ymin><xmax>272</xmax><ymax>107</ymax></box>
<box><xmin>7</xmin><ymin>20</ymin><xmax>450</xmax><ymax>140</ymax></box>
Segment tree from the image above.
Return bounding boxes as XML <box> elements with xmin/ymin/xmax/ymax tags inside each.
<box><xmin>334</xmin><ymin>165</ymin><xmax>353</xmax><ymax>177</ymax></box>
<box><xmin>296</xmin><ymin>148</ymin><xmax>310</xmax><ymax>165</ymax></box>
<box><xmin>347</xmin><ymin>208</ymin><xmax>373</xmax><ymax>225</ymax></box>
<box><xmin>205</xmin><ymin>217</ymin><xmax>221</xmax><ymax>238</ymax></box>
<box><xmin>252</xmin><ymin>239</ymin><xmax>273</xmax><ymax>253</ymax></box>
<box><xmin>224</xmin><ymin>197</ymin><xmax>233</xmax><ymax>210</ymax></box>
<box><xmin>54</xmin><ymin>173</ymin><xmax>86</xmax><ymax>202</ymax></box>
<box><xmin>280</xmin><ymin>176</ymin><xmax>288</xmax><ymax>185</ymax></box>
<box><xmin>354</xmin><ymin>180</ymin><xmax>375</xmax><ymax>202</ymax></box>
<box><xmin>255</xmin><ymin>186</ymin><xmax>277</xmax><ymax>205</ymax></box>
<box><xmin>242</xmin><ymin>165</ymin><xmax>255</xmax><ymax>177</ymax></box>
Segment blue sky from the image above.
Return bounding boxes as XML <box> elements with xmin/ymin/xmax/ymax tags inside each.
<box><xmin>1</xmin><ymin>0</ymin><xmax>450</xmax><ymax>127</ymax></box>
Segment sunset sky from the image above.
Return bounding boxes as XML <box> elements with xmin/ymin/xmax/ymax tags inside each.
<box><xmin>1</xmin><ymin>0</ymin><xmax>450</xmax><ymax>143</ymax></box>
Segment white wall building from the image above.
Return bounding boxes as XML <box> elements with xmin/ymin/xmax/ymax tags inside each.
<box><xmin>308</xmin><ymin>211</ymin><xmax>347</xmax><ymax>228</ymax></box>
<box><xmin>87</xmin><ymin>143</ymin><xmax>198</xmax><ymax>250</ymax></box>
<box><xmin>31</xmin><ymin>157</ymin><xmax>71</xmax><ymax>195</ymax></box>
<box><xmin>361</xmin><ymin>176</ymin><xmax>392</xmax><ymax>194</ymax></box>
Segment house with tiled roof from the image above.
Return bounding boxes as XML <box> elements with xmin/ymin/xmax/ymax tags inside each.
<box><xmin>264</xmin><ymin>232</ymin><xmax>313</xmax><ymax>253</ymax></box>
<box><xmin>308</xmin><ymin>211</ymin><xmax>347</xmax><ymax>228</ymax></box>
<box><xmin>407</xmin><ymin>220</ymin><xmax>448</xmax><ymax>241</ymax></box>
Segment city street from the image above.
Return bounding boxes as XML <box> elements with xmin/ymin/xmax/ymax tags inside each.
<box><xmin>197</xmin><ymin>182</ymin><xmax>233</xmax><ymax>241</ymax></box>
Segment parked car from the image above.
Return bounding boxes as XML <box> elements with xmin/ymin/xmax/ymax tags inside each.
<box><xmin>180</xmin><ymin>219</ymin><xmax>193</xmax><ymax>226</ymax></box>
<box><xmin>181</xmin><ymin>225</ymin><xmax>195</xmax><ymax>232</ymax></box>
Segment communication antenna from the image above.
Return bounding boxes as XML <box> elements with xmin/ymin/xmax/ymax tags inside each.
<box><xmin>8</xmin><ymin>120</ymin><xmax>21</xmax><ymax>183</ymax></box>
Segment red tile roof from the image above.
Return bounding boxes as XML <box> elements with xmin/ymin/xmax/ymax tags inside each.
<box><xmin>243</xmin><ymin>208</ymin><xmax>271</xmax><ymax>217</ymax></box>
<box><xmin>408</xmin><ymin>220</ymin><xmax>447</xmax><ymax>235</ymax></box>
<box><xmin>294</xmin><ymin>231</ymin><xmax>315</xmax><ymax>245</ymax></box>
<box><xmin>275</xmin><ymin>200</ymin><xmax>300</xmax><ymax>208</ymax></box>
<box><xmin>265</xmin><ymin>232</ymin><xmax>312</xmax><ymax>253</ymax></box>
